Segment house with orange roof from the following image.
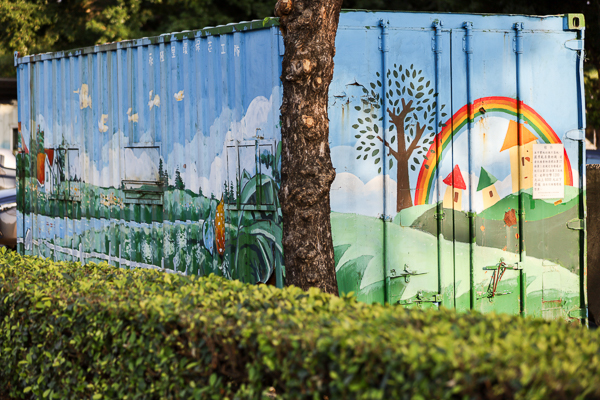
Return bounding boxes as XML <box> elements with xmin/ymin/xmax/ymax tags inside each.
<box><xmin>442</xmin><ymin>164</ymin><xmax>466</xmax><ymax>210</ymax></box>
<box><xmin>500</xmin><ymin>120</ymin><xmax>538</xmax><ymax>193</ymax></box>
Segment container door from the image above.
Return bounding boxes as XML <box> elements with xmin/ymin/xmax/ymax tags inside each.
<box><xmin>449</xmin><ymin>25</ymin><xmax>522</xmax><ymax>315</ymax></box>
<box><xmin>519</xmin><ymin>21</ymin><xmax>586</xmax><ymax>321</ymax></box>
<box><xmin>380</xmin><ymin>23</ymin><xmax>454</xmax><ymax>308</ymax></box>
<box><xmin>449</xmin><ymin>19</ymin><xmax>585</xmax><ymax>318</ymax></box>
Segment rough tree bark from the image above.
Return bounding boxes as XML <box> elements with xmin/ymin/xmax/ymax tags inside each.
<box><xmin>275</xmin><ymin>0</ymin><xmax>342</xmax><ymax>294</ymax></box>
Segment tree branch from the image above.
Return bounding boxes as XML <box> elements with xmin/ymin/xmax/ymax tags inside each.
<box><xmin>387</xmin><ymin>98</ymin><xmax>414</xmax><ymax>130</ymax></box>
<box><xmin>407</xmin><ymin>122</ymin><xmax>426</xmax><ymax>157</ymax></box>
<box><xmin>385</xmin><ymin>98</ymin><xmax>415</xmax><ymax>157</ymax></box>
<box><xmin>377</xmin><ymin>136</ymin><xmax>399</xmax><ymax>160</ymax></box>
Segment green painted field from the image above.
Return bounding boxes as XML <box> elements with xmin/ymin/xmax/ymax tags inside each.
<box><xmin>331</xmin><ymin>211</ymin><xmax>581</xmax><ymax>319</ymax></box>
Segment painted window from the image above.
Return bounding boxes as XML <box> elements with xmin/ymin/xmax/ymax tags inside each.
<box><xmin>226</xmin><ymin>139</ymin><xmax>277</xmax><ymax>209</ymax></box>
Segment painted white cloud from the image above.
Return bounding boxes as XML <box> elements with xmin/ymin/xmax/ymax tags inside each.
<box><xmin>79</xmin><ymin>129</ymin><xmax>126</xmax><ymax>187</ymax></box>
<box><xmin>495</xmin><ymin>174</ymin><xmax>513</xmax><ymax>199</ymax></box>
<box><xmin>123</xmin><ymin>148</ymin><xmax>159</xmax><ymax>181</ymax></box>
<box><xmin>170</xmin><ymin>87</ymin><xmax>279</xmax><ymax>198</ymax></box>
<box><xmin>330</xmin><ymin>172</ymin><xmax>397</xmax><ymax>217</ymax></box>
<box><xmin>330</xmin><ymin>145</ymin><xmax>381</xmax><ymax>184</ymax></box>
<box><xmin>227</xmin><ymin>95</ymin><xmax>273</xmax><ymax>142</ymax></box>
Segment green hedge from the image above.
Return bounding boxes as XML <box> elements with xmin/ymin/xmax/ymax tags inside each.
<box><xmin>0</xmin><ymin>249</ymin><xmax>599</xmax><ymax>400</ymax></box>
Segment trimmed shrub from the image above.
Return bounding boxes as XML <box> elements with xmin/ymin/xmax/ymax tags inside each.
<box><xmin>0</xmin><ymin>249</ymin><xmax>599</xmax><ymax>399</ymax></box>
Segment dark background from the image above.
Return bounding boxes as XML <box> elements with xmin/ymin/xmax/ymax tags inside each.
<box><xmin>1</xmin><ymin>0</ymin><xmax>597</xmax><ymax>133</ymax></box>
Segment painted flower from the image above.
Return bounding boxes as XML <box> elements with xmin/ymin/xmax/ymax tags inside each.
<box><xmin>215</xmin><ymin>196</ymin><xmax>225</xmax><ymax>256</ymax></box>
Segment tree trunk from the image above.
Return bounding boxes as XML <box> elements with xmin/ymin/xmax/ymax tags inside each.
<box><xmin>396</xmin><ymin>152</ymin><xmax>413</xmax><ymax>212</ymax></box>
<box><xmin>276</xmin><ymin>0</ymin><xmax>342</xmax><ymax>295</ymax></box>
<box><xmin>394</xmin><ymin>125</ymin><xmax>413</xmax><ymax>212</ymax></box>
<box><xmin>387</xmin><ymin>101</ymin><xmax>416</xmax><ymax>212</ymax></box>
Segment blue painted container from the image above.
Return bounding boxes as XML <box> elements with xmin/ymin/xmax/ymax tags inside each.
<box><xmin>15</xmin><ymin>11</ymin><xmax>587</xmax><ymax>320</ymax></box>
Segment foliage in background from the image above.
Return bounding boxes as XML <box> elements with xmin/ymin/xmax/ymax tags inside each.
<box><xmin>1</xmin><ymin>250</ymin><xmax>600</xmax><ymax>399</ymax></box>
<box><xmin>1</xmin><ymin>0</ymin><xmax>598</xmax><ymax>127</ymax></box>
<box><xmin>586</xmin><ymin>66</ymin><xmax>600</xmax><ymax>136</ymax></box>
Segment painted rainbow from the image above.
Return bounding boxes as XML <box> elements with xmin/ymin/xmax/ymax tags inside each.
<box><xmin>414</xmin><ymin>96</ymin><xmax>574</xmax><ymax>205</ymax></box>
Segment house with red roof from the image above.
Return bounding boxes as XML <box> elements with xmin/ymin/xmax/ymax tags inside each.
<box><xmin>442</xmin><ymin>164</ymin><xmax>466</xmax><ymax>210</ymax></box>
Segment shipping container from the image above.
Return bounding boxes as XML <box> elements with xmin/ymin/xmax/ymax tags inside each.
<box><xmin>15</xmin><ymin>10</ymin><xmax>587</xmax><ymax>321</ymax></box>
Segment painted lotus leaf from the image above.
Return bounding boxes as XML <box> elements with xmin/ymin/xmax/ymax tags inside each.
<box><xmin>203</xmin><ymin>216</ymin><xmax>214</xmax><ymax>255</ymax></box>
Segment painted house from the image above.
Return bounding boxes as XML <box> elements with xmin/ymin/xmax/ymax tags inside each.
<box><xmin>500</xmin><ymin>120</ymin><xmax>538</xmax><ymax>193</ymax></box>
<box><xmin>442</xmin><ymin>165</ymin><xmax>466</xmax><ymax>210</ymax></box>
<box><xmin>477</xmin><ymin>167</ymin><xmax>500</xmax><ymax>209</ymax></box>
<box><xmin>43</xmin><ymin>149</ymin><xmax>55</xmax><ymax>194</ymax></box>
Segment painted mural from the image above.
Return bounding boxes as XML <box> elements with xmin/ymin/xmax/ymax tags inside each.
<box><xmin>16</xmin><ymin>12</ymin><xmax>585</xmax><ymax>321</ymax></box>
<box><xmin>18</xmin><ymin>67</ymin><xmax>284</xmax><ymax>286</ymax></box>
<box><xmin>331</xmin><ymin>88</ymin><xmax>583</xmax><ymax>319</ymax></box>
<box><xmin>327</xmin><ymin>38</ymin><xmax>584</xmax><ymax>320</ymax></box>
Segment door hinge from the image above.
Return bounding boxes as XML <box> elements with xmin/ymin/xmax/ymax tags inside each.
<box><xmin>398</xmin><ymin>291</ymin><xmax>442</xmax><ymax>305</ymax></box>
<box><xmin>565</xmin><ymin>39</ymin><xmax>584</xmax><ymax>51</ymax></box>
<box><xmin>379</xmin><ymin>19</ymin><xmax>389</xmax><ymax>53</ymax></box>
<box><xmin>378</xmin><ymin>36</ymin><xmax>389</xmax><ymax>52</ymax></box>
<box><xmin>462</xmin><ymin>21</ymin><xmax>473</xmax><ymax>54</ymax></box>
<box><xmin>565</xmin><ymin>128</ymin><xmax>585</xmax><ymax>141</ymax></box>
<box><xmin>567</xmin><ymin>218</ymin><xmax>585</xmax><ymax>230</ymax></box>
<box><xmin>568</xmin><ymin>308</ymin><xmax>586</xmax><ymax>319</ymax></box>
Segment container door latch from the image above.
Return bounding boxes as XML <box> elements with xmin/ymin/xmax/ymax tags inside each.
<box><xmin>397</xmin><ymin>291</ymin><xmax>442</xmax><ymax>305</ymax></box>
<box><xmin>390</xmin><ymin>264</ymin><xmax>427</xmax><ymax>283</ymax></box>
<box><xmin>567</xmin><ymin>218</ymin><xmax>586</xmax><ymax>230</ymax></box>
<box><xmin>565</xmin><ymin>39</ymin><xmax>584</xmax><ymax>51</ymax></box>
<box><xmin>565</xmin><ymin>128</ymin><xmax>585</xmax><ymax>141</ymax></box>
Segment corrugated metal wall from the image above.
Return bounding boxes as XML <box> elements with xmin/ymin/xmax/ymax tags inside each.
<box><xmin>16</xmin><ymin>11</ymin><xmax>587</xmax><ymax>320</ymax></box>
<box><xmin>17</xmin><ymin>20</ymin><xmax>284</xmax><ymax>284</ymax></box>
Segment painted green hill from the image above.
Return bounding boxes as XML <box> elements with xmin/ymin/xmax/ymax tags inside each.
<box><xmin>478</xmin><ymin>186</ymin><xmax>581</xmax><ymax>221</ymax></box>
<box><xmin>408</xmin><ymin>188</ymin><xmax>582</xmax><ymax>273</ymax></box>
<box><xmin>330</xmin><ymin>211</ymin><xmax>581</xmax><ymax>318</ymax></box>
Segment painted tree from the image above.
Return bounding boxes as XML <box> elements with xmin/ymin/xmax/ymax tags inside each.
<box><xmin>174</xmin><ymin>168</ymin><xmax>184</xmax><ymax>190</ymax></box>
<box><xmin>354</xmin><ymin>63</ymin><xmax>447</xmax><ymax>212</ymax></box>
<box><xmin>276</xmin><ymin>0</ymin><xmax>343</xmax><ymax>294</ymax></box>
<box><xmin>158</xmin><ymin>158</ymin><xmax>165</xmax><ymax>184</ymax></box>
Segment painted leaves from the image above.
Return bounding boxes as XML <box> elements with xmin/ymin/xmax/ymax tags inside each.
<box><xmin>353</xmin><ymin>64</ymin><xmax>448</xmax><ymax>173</ymax></box>
<box><xmin>202</xmin><ymin>215</ymin><xmax>214</xmax><ymax>256</ymax></box>
<box><xmin>389</xmin><ymin>64</ymin><xmax>440</xmax><ymax>171</ymax></box>
<box><xmin>353</xmin><ymin>80</ymin><xmax>384</xmax><ymax>173</ymax></box>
